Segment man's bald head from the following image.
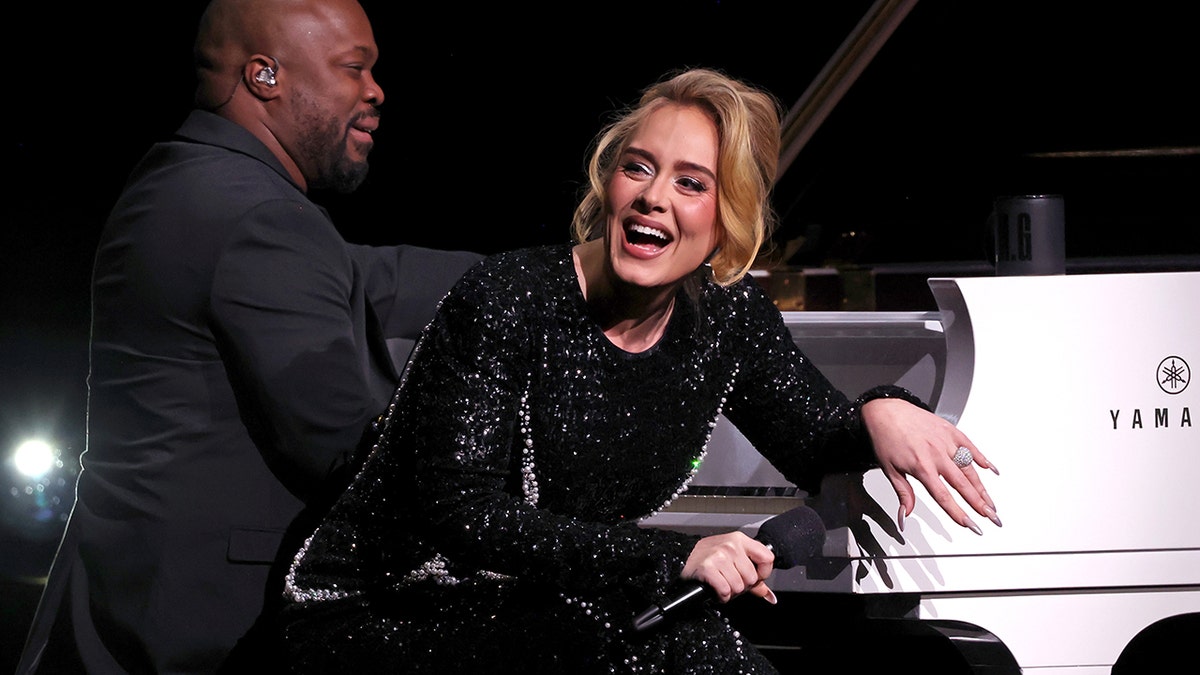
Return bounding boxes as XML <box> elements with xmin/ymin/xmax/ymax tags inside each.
<box><xmin>194</xmin><ymin>0</ymin><xmax>262</xmax><ymax>109</ymax></box>
<box><xmin>193</xmin><ymin>0</ymin><xmax>368</xmax><ymax>110</ymax></box>
<box><xmin>190</xmin><ymin>0</ymin><xmax>383</xmax><ymax>192</ymax></box>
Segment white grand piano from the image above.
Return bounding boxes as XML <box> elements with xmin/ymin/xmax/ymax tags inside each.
<box><xmin>643</xmin><ymin>271</ymin><xmax>1199</xmax><ymax>674</ymax></box>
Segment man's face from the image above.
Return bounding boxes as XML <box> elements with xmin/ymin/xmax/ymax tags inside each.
<box><xmin>277</xmin><ymin>0</ymin><xmax>384</xmax><ymax>193</ymax></box>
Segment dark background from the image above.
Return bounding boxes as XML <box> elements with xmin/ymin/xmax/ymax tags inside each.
<box><xmin>2</xmin><ymin>0</ymin><xmax>1197</xmax><ymax>666</ymax></box>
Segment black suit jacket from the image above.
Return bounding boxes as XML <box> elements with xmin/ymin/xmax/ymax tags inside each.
<box><xmin>17</xmin><ymin>110</ymin><xmax>481</xmax><ymax>673</ymax></box>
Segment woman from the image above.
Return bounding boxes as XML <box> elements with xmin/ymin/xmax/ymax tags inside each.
<box><xmin>278</xmin><ymin>67</ymin><xmax>999</xmax><ymax>673</ymax></box>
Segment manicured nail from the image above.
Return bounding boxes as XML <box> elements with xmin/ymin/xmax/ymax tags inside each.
<box><xmin>964</xmin><ymin>517</ymin><xmax>983</xmax><ymax>536</ymax></box>
<box><xmin>897</xmin><ymin>505</ymin><xmax>906</xmax><ymax>532</ymax></box>
<box><xmin>988</xmin><ymin>462</ymin><xmax>1000</xmax><ymax>476</ymax></box>
<box><xmin>984</xmin><ymin>506</ymin><xmax>1003</xmax><ymax>528</ymax></box>
<box><xmin>764</xmin><ymin>589</ymin><xmax>778</xmax><ymax>605</ymax></box>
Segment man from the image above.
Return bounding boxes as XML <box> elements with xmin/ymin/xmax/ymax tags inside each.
<box><xmin>16</xmin><ymin>0</ymin><xmax>480</xmax><ymax>672</ymax></box>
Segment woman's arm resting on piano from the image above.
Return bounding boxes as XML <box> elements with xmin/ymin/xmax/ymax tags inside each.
<box><xmin>861</xmin><ymin>398</ymin><xmax>1002</xmax><ymax>535</ymax></box>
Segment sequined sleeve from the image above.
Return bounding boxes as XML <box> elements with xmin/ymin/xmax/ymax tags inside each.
<box><xmin>716</xmin><ymin>278</ymin><xmax>925</xmax><ymax>493</ymax></box>
<box><xmin>392</xmin><ymin>256</ymin><xmax>698</xmax><ymax>597</ymax></box>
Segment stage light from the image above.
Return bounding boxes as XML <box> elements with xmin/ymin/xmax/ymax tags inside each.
<box><xmin>13</xmin><ymin>438</ymin><xmax>56</xmax><ymax>479</ymax></box>
<box><xmin>3</xmin><ymin>436</ymin><xmax>78</xmax><ymax>542</ymax></box>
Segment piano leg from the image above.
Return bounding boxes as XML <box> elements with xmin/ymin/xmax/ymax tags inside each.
<box><xmin>1112</xmin><ymin>612</ymin><xmax>1200</xmax><ymax>675</ymax></box>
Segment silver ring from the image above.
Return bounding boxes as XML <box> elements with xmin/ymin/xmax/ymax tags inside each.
<box><xmin>952</xmin><ymin>446</ymin><xmax>974</xmax><ymax>468</ymax></box>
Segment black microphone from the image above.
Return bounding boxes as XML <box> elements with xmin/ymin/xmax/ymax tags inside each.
<box><xmin>632</xmin><ymin>505</ymin><xmax>826</xmax><ymax>632</ymax></box>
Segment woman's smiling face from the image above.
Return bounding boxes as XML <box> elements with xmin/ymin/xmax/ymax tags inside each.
<box><xmin>603</xmin><ymin>103</ymin><xmax>721</xmax><ymax>292</ymax></box>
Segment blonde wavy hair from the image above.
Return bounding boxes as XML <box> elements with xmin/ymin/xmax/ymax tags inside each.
<box><xmin>571</xmin><ymin>68</ymin><xmax>782</xmax><ymax>286</ymax></box>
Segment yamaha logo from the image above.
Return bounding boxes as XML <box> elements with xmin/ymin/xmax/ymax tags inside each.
<box><xmin>1108</xmin><ymin>355</ymin><xmax>1193</xmax><ymax>429</ymax></box>
<box><xmin>1158</xmin><ymin>355</ymin><xmax>1190</xmax><ymax>395</ymax></box>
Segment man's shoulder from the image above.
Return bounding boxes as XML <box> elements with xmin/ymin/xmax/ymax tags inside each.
<box><xmin>173</xmin><ymin>110</ymin><xmax>284</xmax><ymax>167</ymax></box>
<box><xmin>129</xmin><ymin>110</ymin><xmax>298</xmax><ymax>198</ymax></box>
<box><xmin>122</xmin><ymin>125</ymin><xmax>310</xmax><ymax>223</ymax></box>
<box><xmin>105</xmin><ymin>133</ymin><xmax>330</xmax><ymax>267</ymax></box>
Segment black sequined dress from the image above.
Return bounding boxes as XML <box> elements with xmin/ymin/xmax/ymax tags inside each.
<box><xmin>279</xmin><ymin>244</ymin><xmax>922</xmax><ymax>673</ymax></box>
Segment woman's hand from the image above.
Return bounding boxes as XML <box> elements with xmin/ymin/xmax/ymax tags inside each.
<box><xmin>681</xmin><ymin>532</ymin><xmax>777</xmax><ymax>604</ymax></box>
<box><xmin>861</xmin><ymin>398</ymin><xmax>1002</xmax><ymax>535</ymax></box>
